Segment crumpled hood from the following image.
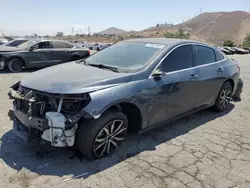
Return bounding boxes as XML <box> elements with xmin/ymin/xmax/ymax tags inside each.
<box><xmin>0</xmin><ymin>46</ymin><xmax>21</xmax><ymax>52</ymax></box>
<box><xmin>21</xmin><ymin>62</ymin><xmax>133</xmax><ymax>94</ymax></box>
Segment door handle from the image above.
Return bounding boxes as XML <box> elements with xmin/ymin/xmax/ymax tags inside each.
<box><xmin>189</xmin><ymin>74</ymin><xmax>198</xmax><ymax>80</ymax></box>
<box><xmin>217</xmin><ymin>68</ymin><xmax>223</xmax><ymax>73</ymax></box>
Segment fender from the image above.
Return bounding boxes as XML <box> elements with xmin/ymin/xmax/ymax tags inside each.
<box><xmin>83</xmin><ymin>79</ymin><xmax>150</xmax><ymax>128</ymax></box>
<box><xmin>3</xmin><ymin>55</ymin><xmax>27</xmax><ymax>68</ymax></box>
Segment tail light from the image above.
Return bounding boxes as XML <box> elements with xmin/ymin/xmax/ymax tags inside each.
<box><xmin>88</xmin><ymin>50</ymin><xmax>90</xmax><ymax>55</ymax></box>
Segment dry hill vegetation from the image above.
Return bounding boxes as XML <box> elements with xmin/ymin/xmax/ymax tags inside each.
<box><xmin>59</xmin><ymin>11</ymin><xmax>250</xmax><ymax>45</ymax></box>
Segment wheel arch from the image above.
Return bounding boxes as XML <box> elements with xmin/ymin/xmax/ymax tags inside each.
<box><xmin>226</xmin><ymin>78</ymin><xmax>235</xmax><ymax>91</ymax></box>
<box><xmin>69</xmin><ymin>54</ymin><xmax>81</xmax><ymax>61</ymax></box>
<box><xmin>7</xmin><ymin>56</ymin><xmax>27</xmax><ymax>67</ymax></box>
<box><xmin>84</xmin><ymin>101</ymin><xmax>143</xmax><ymax>134</ymax></box>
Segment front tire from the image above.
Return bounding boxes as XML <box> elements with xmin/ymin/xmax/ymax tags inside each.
<box><xmin>76</xmin><ymin>109</ymin><xmax>128</xmax><ymax>160</ymax></box>
<box><xmin>8</xmin><ymin>58</ymin><xmax>24</xmax><ymax>73</ymax></box>
<box><xmin>214</xmin><ymin>81</ymin><xmax>233</xmax><ymax>112</ymax></box>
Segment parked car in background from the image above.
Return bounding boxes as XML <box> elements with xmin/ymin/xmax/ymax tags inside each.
<box><xmin>232</xmin><ymin>47</ymin><xmax>249</xmax><ymax>54</ymax></box>
<box><xmin>0</xmin><ymin>39</ymin><xmax>92</xmax><ymax>72</ymax></box>
<box><xmin>0</xmin><ymin>38</ymin><xmax>9</xmax><ymax>45</ymax></box>
<box><xmin>224</xmin><ymin>47</ymin><xmax>236</xmax><ymax>54</ymax></box>
<box><xmin>3</xmin><ymin>38</ymin><xmax>28</xmax><ymax>47</ymax></box>
<box><xmin>89</xmin><ymin>43</ymin><xmax>112</xmax><ymax>51</ymax></box>
<box><xmin>9</xmin><ymin>38</ymin><xmax>242</xmax><ymax>159</ymax></box>
<box><xmin>217</xmin><ymin>47</ymin><xmax>232</xmax><ymax>55</ymax></box>
<box><xmin>89</xmin><ymin>43</ymin><xmax>100</xmax><ymax>50</ymax></box>
<box><xmin>243</xmin><ymin>47</ymin><xmax>250</xmax><ymax>53</ymax></box>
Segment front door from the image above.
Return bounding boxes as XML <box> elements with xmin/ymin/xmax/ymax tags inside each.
<box><xmin>147</xmin><ymin>45</ymin><xmax>199</xmax><ymax>127</ymax></box>
<box><xmin>26</xmin><ymin>41</ymin><xmax>53</xmax><ymax>68</ymax></box>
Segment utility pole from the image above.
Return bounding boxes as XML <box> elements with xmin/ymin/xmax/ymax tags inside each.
<box><xmin>72</xmin><ymin>27</ymin><xmax>74</xmax><ymax>35</ymax></box>
<box><xmin>88</xmin><ymin>26</ymin><xmax>90</xmax><ymax>35</ymax></box>
<box><xmin>200</xmin><ymin>8</ymin><xmax>202</xmax><ymax>15</ymax></box>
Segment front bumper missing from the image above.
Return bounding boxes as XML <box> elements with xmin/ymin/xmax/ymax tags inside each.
<box><xmin>13</xmin><ymin>118</ymin><xmax>41</xmax><ymax>143</ymax></box>
<box><xmin>13</xmin><ymin>104</ymin><xmax>49</xmax><ymax>131</ymax></box>
<box><xmin>9</xmin><ymin>88</ymin><xmax>81</xmax><ymax>147</ymax></box>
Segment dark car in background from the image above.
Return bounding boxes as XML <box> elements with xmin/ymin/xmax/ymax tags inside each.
<box><xmin>217</xmin><ymin>47</ymin><xmax>232</xmax><ymax>55</ymax></box>
<box><xmin>224</xmin><ymin>47</ymin><xmax>236</xmax><ymax>54</ymax></box>
<box><xmin>0</xmin><ymin>39</ymin><xmax>91</xmax><ymax>72</ymax></box>
<box><xmin>2</xmin><ymin>38</ymin><xmax>28</xmax><ymax>47</ymax></box>
<box><xmin>9</xmin><ymin>38</ymin><xmax>242</xmax><ymax>160</ymax></box>
<box><xmin>232</xmin><ymin>47</ymin><xmax>249</xmax><ymax>54</ymax></box>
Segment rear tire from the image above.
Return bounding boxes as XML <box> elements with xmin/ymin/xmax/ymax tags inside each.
<box><xmin>8</xmin><ymin>58</ymin><xmax>24</xmax><ymax>73</ymax></box>
<box><xmin>76</xmin><ymin>109</ymin><xmax>128</xmax><ymax>160</ymax></box>
<box><xmin>213</xmin><ymin>81</ymin><xmax>233</xmax><ymax>112</ymax></box>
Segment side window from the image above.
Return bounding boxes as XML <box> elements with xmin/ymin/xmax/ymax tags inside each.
<box><xmin>34</xmin><ymin>41</ymin><xmax>51</xmax><ymax>49</ymax></box>
<box><xmin>194</xmin><ymin>45</ymin><xmax>216</xmax><ymax>65</ymax></box>
<box><xmin>215</xmin><ymin>50</ymin><xmax>225</xmax><ymax>61</ymax></box>
<box><xmin>52</xmin><ymin>41</ymin><xmax>72</xmax><ymax>48</ymax></box>
<box><xmin>159</xmin><ymin>45</ymin><xmax>194</xmax><ymax>73</ymax></box>
<box><xmin>66</xmin><ymin>43</ymin><xmax>74</xmax><ymax>48</ymax></box>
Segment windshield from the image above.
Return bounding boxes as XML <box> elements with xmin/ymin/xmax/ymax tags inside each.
<box><xmin>84</xmin><ymin>42</ymin><xmax>164</xmax><ymax>71</ymax></box>
<box><xmin>17</xmin><ymin>40</ymin><xmax>39</xmax><ymax>49</ymax></box>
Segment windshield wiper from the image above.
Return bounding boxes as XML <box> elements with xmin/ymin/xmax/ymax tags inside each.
<box><xmin>88</xmin><ymin>63</ymin><xmax>119</xmax><ymax>72</ymax></box>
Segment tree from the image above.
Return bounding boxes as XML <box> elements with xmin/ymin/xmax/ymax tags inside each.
<box><xmin>34</xmin><ymin>33</ymin><xmax>38</xmax><ymax>38</ymax></box>
<box><xmin>223</xmin><ymin>40</ymin><xmax>235</xmax><ymax>47</ymax></box>
<box><xmin>243</xmin><ymin>35</ymin><xmax>250</xmax><ymax>47</ymax></box>
<box><xmin>56</xmin><ymin>32</ymin><xmax>64</xmax><ymax>37</ymax></box>
<box><xmin>156</xmin><ymin>23</ymin><xmax>160</xmax><ymax>27</ymax></box>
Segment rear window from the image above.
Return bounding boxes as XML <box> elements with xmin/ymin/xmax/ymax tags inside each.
<box><xmin>85</xmin><ymin>42</ymin><xmax>165</xmax><ymax>71</ymax></box>
<box><xmin>52</xmin><ymin>41</ymin><xmax>74</xmax><ymax>48</ymax></box>
<box><xmin>194</xmin><ymin>45</ymin><xmax>216</xmax><ymax>65</ymax></box>
<box><xmin>215</xmin><ymin>50</ymin><xmax>225</xmax><ymax>61</ymax></box>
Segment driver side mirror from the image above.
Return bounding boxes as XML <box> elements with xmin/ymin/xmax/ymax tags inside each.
<box><xmin>152</xmin><ymin>69</ymin><xmax>164</xmax><ymax>77</ymax></box>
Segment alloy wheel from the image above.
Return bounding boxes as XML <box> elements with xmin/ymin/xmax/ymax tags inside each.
<box><xmin>93</xmin><ymin>120</ymin><xmax>127</xmax><ymax>158</ymax></box>
<box><xmin>220</xmin><ymin>85</ymin><xmax>232</xmax><ymax>109</ymax></box>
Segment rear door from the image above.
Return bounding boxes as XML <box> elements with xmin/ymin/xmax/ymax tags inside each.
<box><xmin>50</xmin><ymin>41</ymin><xmax>74</xmax><ymax>63</ymax></box>
<box><xmin>193</xmin><ymin>45</ymin><xmax>226</xmax><ymax>107</ymax></box>
<box><xmin>147</xmin><ymin>44</ymin><xmax>199</xmax><ymax>127</ymax></box>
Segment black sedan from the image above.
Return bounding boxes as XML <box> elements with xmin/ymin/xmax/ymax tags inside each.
<box><xmin>0</xmin><ymin>39</ymin><xmax>91</xmax><ymax>72</ymax></box>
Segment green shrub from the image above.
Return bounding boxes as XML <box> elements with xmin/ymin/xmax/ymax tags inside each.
<box><xmin>164</xmin><ymin>29</ymin><xmax>190</xmax><ymax>39</ymax></box>
<box><xmin>223</xmin><ymin>40</ymin><xmax>236</xmax><ymax>47</ymax></box>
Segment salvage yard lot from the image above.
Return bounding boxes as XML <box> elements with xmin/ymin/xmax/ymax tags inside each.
<box><xmin>0</xmin><ymin>55</ymin><xmax>250</xmax><ymax>188</ymax></box>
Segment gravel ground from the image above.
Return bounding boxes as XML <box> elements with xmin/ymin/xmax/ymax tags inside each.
<box><xmin>0</xmin><ymin>55</ymin><xmax>250</xmax><ymax>188</ymax></box>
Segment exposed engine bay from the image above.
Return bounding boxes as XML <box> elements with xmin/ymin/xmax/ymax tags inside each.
<box><xmin>9</xmin><ymin>82</ymin><xmax>92</xmax><ymax>147</ymax></box>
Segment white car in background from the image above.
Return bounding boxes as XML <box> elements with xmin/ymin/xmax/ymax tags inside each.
<box><xmin>90</xmin><ymin>43</ymin><xmax>112</xmax><ymax>51</ymax></box>
<box><xmin>0</xmin><ymin>38</ymin><xmax>9</xmax><ymax>45</ymax></box>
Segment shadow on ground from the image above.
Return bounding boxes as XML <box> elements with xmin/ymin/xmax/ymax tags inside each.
<box><xmin>1</xmin><ymin>104</ymin><xmax>234</xmax><ymax>179</ymax></box>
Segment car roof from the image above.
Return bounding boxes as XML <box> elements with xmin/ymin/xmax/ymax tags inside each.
<box><xmin>123</xmin><ymin>38</ymin><xmax>200</xmax><ymax>46</ymax></box>
<box><xmin>27</xmin><ymin>39</ymin><xmax>75</xmax><ymax>45</ymax></box>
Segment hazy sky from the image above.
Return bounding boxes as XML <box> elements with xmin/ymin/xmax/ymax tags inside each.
<box><xmin>1</xmin><ymin>0</ymin><xmax>249</xmax><ymax>36</ymax></box>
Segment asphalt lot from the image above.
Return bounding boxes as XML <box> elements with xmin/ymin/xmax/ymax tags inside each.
<box><xmin>0</xmin><ymin>55</ymin><xmax>250</xmax><ymax>188</ymax></box>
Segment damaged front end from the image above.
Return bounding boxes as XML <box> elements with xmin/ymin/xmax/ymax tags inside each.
<box><xmin>9</xmin><ymin>82</ymin><xmax>91</xmax><ymax>147</ymax></box>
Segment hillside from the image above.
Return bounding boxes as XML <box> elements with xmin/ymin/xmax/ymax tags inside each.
<box><xmin>179</xmin><ymin>11</ymin><xmax>250</xmax><ymax>45</ymax></box>
<box><xmin>98</xmin><ymin>27</ymin><xmax>126</xmax><ymax>35</ymax></box>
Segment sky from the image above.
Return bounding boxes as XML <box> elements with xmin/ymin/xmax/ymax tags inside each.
<box><xmin>0</xmin><ymin>0</ymin><xmax>249</xmax><ymax>36</ymax></box>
